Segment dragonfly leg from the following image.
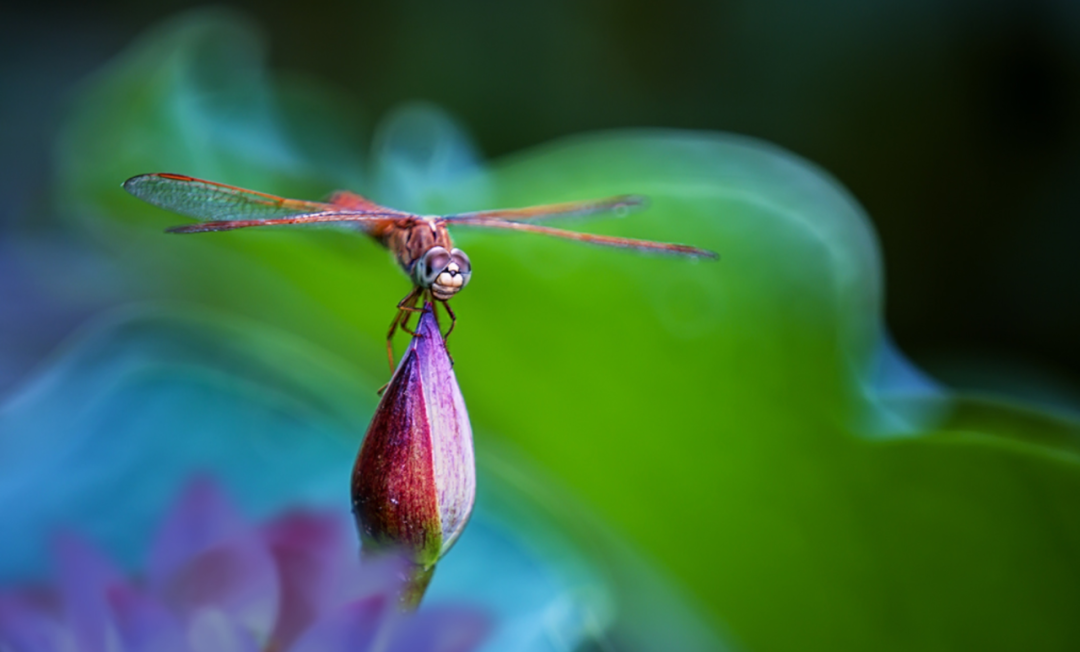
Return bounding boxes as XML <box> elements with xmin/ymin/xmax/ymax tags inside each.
<box><xmin>398</xmin><ymin>289</ymin><xmax>425</xmax><ymax>314</ymax></box>
<box><xmin>400</xmin><ymin>310</ymin><xmax>418</xmax><ymax>337</ymax></box>
<box><xmin>386</xmin><ymin>287</ymin><xmax>422</xmax><ymax>371</ymax></box>
<box><xmin>430</xmin><ymin>294</ymin><xmax>441</xmax><ymax>332</ymax></box>
<box><xmin>397</xmin><ymin>286</ymin><xmax>422</xmax><ymax>311</ymax></box>
<box><xmin>385</xmin><ymin>311</ymin><xmax>404</xmax><ymax>372</ymax></box>
<box><xmin>439</xmin><ymin>300</ymin><xmax>457</xmax><ymax>368</ymax></box>
<box><xmin>441</xmin><ymin>300</ymin><xmax>457</xmax><ymax>340</ymax></box>
<box><xmin>398</xmin><ymin>288</ymin><xmax>424</xmax><ymax>334</ymax></box>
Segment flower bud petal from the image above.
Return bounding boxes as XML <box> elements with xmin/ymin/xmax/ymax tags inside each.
<box><xmin>351</xmin><ymin>305</ymin><xmax>476</xmax><ymax>575</ymax></box>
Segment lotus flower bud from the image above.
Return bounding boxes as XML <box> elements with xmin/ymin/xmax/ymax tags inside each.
<box><xmin>351</xmin><ymin>304</ymin><xmax>476</xmax><ymax>607</ymax></box>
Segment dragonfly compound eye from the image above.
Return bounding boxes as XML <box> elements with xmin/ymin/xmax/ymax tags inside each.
<box><xmin>416</xmin><ymin>247</ymin><xmax>451</xmax><ymax>288</ymax></box>
<box><xmin>450</xmin><ymin>248</ymin><xmax>471</xmax><ymax>276</ymax></box>
<box><xmin>424</xmin><ymin>247</ymin><xmax>471</xmax><ymax>300</ymax></box>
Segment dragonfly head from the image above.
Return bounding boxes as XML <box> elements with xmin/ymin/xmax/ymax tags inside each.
<box><xmin>415</xmin><ymin>246</ymin><xmax>472</xmax><ymax>300</ymax></box>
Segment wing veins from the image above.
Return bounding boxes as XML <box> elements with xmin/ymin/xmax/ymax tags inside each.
<box><xmin>124</xmin><ymin>173</ymin><xmax>337</xmax><ymax>222</ymax></box>
<box><xmin>449</xmin><ymin>218</ymin><xmax>718</xmax><ymax>258</ymax></box>
<box><xmin>443</xmin><ymin>195</ymin><xmax>646</xmax><ymax>223</ymax></box>
<box><xmin>165</xmin><ymin>211</ymin><xmax>405</xmax><ymax>234</ymax></box>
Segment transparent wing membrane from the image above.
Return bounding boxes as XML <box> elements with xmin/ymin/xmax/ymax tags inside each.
<box><xmin>124</xmin><ymin>173</ymin><xmax>341</xmax><ymax>221</ymax></box>
<box><xmin>164</xmin><ymin>212</ymin><xmax>403</xmax><ymax>234</ymax></box>
<box><xmin>124</xmin><ymin>174</ymin><xmax>716</xmax><ymax>258</ymax></box>
<box><xmin>124</xmin><ymin>173</ymin><xmax>402</xmax><ymax>233</ymax></box>
<box><xmin>449</xmin><ymin>218</ymin><xmax>718</xmax><ymax>258</ymax></box>
<box><xmin>443</xmin><ymin>195</ymin><xmax>646</xmax><ymax>223</ymax></box>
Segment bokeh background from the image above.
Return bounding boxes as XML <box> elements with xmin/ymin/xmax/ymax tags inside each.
<box><xmin>2</xmin><ymin>1</ymin><xmax>1080</xmax><ymax>652</ymax></box>
<box><xmin>5</xmin><ymin>0</ymin><xmax>1079</xmax><ymax>401</ymax></box>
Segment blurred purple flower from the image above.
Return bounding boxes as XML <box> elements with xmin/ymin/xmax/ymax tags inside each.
<box><xmin>0</xmin><ymin>478</ymin><xmax>488</xmax><ymax>652</ymax></box>
<box><xmin>352</xmin><ymin>304</ymin><xmax>476</xmax><ymax>607</ymax></box>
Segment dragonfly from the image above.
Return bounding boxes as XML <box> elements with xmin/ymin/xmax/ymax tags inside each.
<box><xmin>123</xmin><ymin>173</ymin><xmax>718</xmax><ymax>369</ymax></box>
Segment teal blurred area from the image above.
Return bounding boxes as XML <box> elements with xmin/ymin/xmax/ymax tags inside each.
<box><xmin>2</xmin><ymin>5</ymin><xmax>1080</xmax><ymax>652</ymax></box>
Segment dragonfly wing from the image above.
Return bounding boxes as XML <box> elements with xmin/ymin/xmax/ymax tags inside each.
<box><xmin>124</xmin><ymin>173</ymin><xmax>406</xmax><ymax>234</ymax></box>
<box><xmin>165</xmin><ymin>212</ymin><xmax>406</xmax><ymax>234</ymax></box>
<box><xmin>329</xmin><ymin>190</ymin><xmax>401</xmax><ymax>213</ymax></box>
<box><xmin>442</xmin><ymin>195</ymin><xmax>646</xmax><ymax>223</ymax></box>
<box><xmin>124</xmin><ymin>173</ymin><xmax>343</xmax><ymax>221</ymax></box>
<box><xmin>449</xmin><ymin>218</ymin><xmax>718</xmax><ymax>258</ymax></box>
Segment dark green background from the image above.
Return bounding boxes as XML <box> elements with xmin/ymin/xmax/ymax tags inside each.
<box><xmin>3</xmin><ymin>0</ymin><xmax>1079</xmax><ymax>401</ymax></box>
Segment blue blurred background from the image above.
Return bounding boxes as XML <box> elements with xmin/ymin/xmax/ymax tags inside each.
<box><xmin>2</xmin><ymin>2</ymin><xmax>1080</xmax><ymax>652</ymax></box>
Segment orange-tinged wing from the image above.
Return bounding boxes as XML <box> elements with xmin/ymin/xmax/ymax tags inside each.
<box><xmin>328</xmin><ymin>190</ymin><xmax>400</xmax><ymax>213</ymax></box>
<box><xmin>448</xmin><ymin>218</ymin><xmax>718</xmax><ymax>258</ymax></box>
<box><xmin>123</xmin><ymin>173</ymin><xmax>401</xmax><ymax>233</ymax></box>
<box><xmin>442</xmin><ymin>195</ymin><xmax>646</xmax><ymax>223</ymax></box>
<box><xmin>162</xmin><ymin>212</ymin><xmax>403</xmax><ymax>234</ymax></box>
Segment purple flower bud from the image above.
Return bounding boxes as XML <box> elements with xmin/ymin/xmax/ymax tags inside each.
<box><xmin>351</xmin><ymin>304</ymin><xmax>476</xmax><ymax>606</ymax></box>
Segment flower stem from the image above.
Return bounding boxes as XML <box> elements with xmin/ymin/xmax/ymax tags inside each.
<box><xmin>400</xmin><ymin>563</ymin><xmax>436</xmax><ymax>611</ymax></box>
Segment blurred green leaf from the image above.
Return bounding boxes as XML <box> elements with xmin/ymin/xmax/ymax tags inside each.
<box><xmin>55</xmin><ymin>11</ymin><xmax>1080</xmax><ymax>652</ymax></box>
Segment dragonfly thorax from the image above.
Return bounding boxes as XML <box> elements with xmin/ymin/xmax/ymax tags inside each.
<box><xmin>414</xmin><ymin>246</ymin><xmax>472</xmax><ymax>300</ymax></box>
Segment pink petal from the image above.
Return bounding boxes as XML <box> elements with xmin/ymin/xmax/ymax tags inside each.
<box><xmin>350</xmin><ymin>552</ymin><xmax>417</xmax><ymax>602</ymax></box>
<box><xmin>148</xmin><ymin>477</ymin><xmax>280</xmax><ymax>640</ymax></box>
<box><xmin>352</xmin><ymin>350</ymin><xmax>441</xmax><ymax>562</ymax></box>
<box><xmin>385</xmin><ymin>606</ymin><xmax>490</xmax><ymax>652</ymax></box>
<box><xmin>106</xmin><ymin>583</ymin><xmax>186</xmax><ymax>652</ymax></box>
<box><xmin>261</xmin><ymin>511</ymin><xmax>353</xmax><ymax>650</ymax></box>
<box><xmin>161</xmin><ymin>538</ymin><xmax>279</xmax><ymax>641</ymax></box>
<box><xmin>289</xmin><ymin>595</ymin><xmax>388</xmax><ymax>652</ymax></box>
<box><xmin>0</xmin><ymin>594</ymin><xmax>70</xmax><ymax>651</ymax></box>
<box><xmin>413</xmin><ymin>307</ymin><xmax>475</xmax><ymax>556</ymax></box>
<box><xmin>147</xmin><ymin>476</ymin><xmax>247</xmax><ymax>586</ymax></box>
<box><xmin>53</xmin><ymin>533</ymin><xmax>124</xmax><ymax>652</ymax></box>
<box><xmin>187</xmin><ymin>607</ymin><xmax>259</xmax><ymax>652</ymax></box>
